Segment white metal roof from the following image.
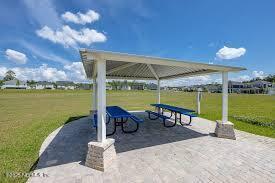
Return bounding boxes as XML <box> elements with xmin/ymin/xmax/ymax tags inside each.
<box><xmin>80</xmin><ymin>49</ymin><xmax>246</xmax><ymax>80</ymax></box>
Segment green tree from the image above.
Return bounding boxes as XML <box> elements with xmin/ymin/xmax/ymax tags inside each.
<box><xmin>123</xmin><ymin>80</ymin><xmax>128</xmax><ymax>88</ymax></box>
<box><xmin>128</xmin><ymin>80</ymin><xmax>136</xmax><ymax>88</ymax></box>
<box><xmin>110</xmin><ymin>80</ymin><xmax>120</xmax><ymax>90</ymax></box>
<box><xmin>264</xmin><ymin>74</ymin><xmax>275</xmax><ymax>83</ymax></box>
<box><xmin>3</xmin><ymin>70</ymin><xmax>16</xmax><ymax>81</ymax></box>
<box><xmin>27</xmin><ymin>80</ymin><xmax>36</xmax><ymax>85</ymax></box>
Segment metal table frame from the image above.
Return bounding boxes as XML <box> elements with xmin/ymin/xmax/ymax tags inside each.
<box><xmin>105</xmin><ymin>106</ymin><xmax>141</xmax><ymax>136</ymax></box>
<box><xmin>151</xmin><ymin>104</ymin><xmax>195</xmax><ymax>126</ymax></box>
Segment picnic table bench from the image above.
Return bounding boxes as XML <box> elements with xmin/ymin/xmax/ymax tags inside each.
<box><xmin>146</xmin><ymin>103</ymin><xmax>197</xmax><ymax>127</ymax></box>
<box><xmin>93</xmin><ymin>106</ymin><xmax>143</xmax><ymax>136</ymax></box>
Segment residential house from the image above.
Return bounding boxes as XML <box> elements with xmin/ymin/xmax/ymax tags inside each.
<box><xmin>56</xmin><ymin>81</ymin><xmax>75</xmax><ymax>90</ymax></box>
<box><xmin>204</xmin><ymin>84</ymin><xmax>222</xmax><ymax>93</ymax></box>
<box><xmin>250</xmin><ymin>80</ymin><xmax>272</xmax><ymax>94</ymax></box>
<box><xmin>131</xmin><ymin>83</ymin><xmax>145</xmax><ymax>90</ymax></box>
<box><xmin>162</xmin><ymin>86</ymin><xmax>169</xmax><ymax>91</ymax></box>
<box><xmin>76</xmin><ymin>83</ymin><xmax>92</xmax><ymax>90</ymax></box>
<box><xmin>146</xmin><ymin>83</ymin><xmax>157</xmax><ymax>90</ymax></box>
<box><xmin>228</xmin><ymin>81</ymin><xmax>244</xmax><ymax>93</ymax></box>
<box><xmin>268</xmin><ymin>85</ymin><xmax>275</xmax><ymax>95</ymax></box>
<box><xmin>36</xmin><ymin>81</ymin><xmax>55</xmax><ymax>90</ymax></box>
<box><xmin>168</xmin><ymin>87</ymin><xmax>182</xmax><ymax>91</ymax></box>
<box><xmin>121</xmin><ymin>85</ymin><xmax>131</xmax><ymax>90</ymax></box>
<box><xmin>228</xmin><ymin>80</ymin><xmax>273</xmax><ymax>94</ymax></box>
<box><xmin>1</xmin><ymin>79</ymin><xmax>28</xmax><ymax>89</ymax></box>
<box><xmin>120</xmin><ymin>84</ymin><xmax>131</xmax><ymax>90</ymax></box>
<box><xmin>106</xmin><ymin>83</ymin><xmax>112</xmax><ymax>90</ymax></box>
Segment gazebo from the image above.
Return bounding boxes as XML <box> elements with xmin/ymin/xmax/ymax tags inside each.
<box><xmin>79</xmin><ymin>49</ymin><xmax>246</xmax><ymax>171</ymax></box>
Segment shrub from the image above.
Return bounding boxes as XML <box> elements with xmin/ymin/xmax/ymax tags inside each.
<box><xmin>231</xmin><ymin>115</ymin><xmax>275</xmax><ymax>129</ymax></box>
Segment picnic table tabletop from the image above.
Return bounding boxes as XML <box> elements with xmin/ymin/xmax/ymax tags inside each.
<box><xmin>106</xmin><ymin>106</ymin><xmax>133</xmax><ymax>118</ymax></box>
<box><xmin>151</xmin><ymin>103</ymin><xmax>195</xmax><ymax>113</ymax></box>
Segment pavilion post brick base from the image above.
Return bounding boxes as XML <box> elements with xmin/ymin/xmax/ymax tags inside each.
<box><xmin>85</xmin><ymin>138</ymin><xmax>116</xmax><ymax>171</ymax></box>
<box><xmin>215</xmin><ymin>120</ymin><xmax>236</xmax><ymax>140</ymax></box>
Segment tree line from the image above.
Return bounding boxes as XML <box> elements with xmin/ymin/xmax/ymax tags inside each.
<box><xmin>243</xmin><ymin>74</ymin><xmax>275</xmax><ymax>83</ymax></box>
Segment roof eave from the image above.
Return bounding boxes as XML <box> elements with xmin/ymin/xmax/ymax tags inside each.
<box><xmin>79</xmin><ymin>49</ymin><xmax>247</xmax><ymax>80</ymax></box>
<box><xmin>81</xmin><ymin>49</ymin><xmax>246</xmax><ymax>72</ymax></box>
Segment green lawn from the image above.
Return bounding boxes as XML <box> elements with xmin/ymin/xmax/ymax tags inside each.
<box><xmin>0</xmin><ymin>90</ymin><xmax>274</xmax><ymax>182</ymax></box>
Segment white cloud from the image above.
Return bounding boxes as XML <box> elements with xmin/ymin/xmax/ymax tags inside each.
<box><xmin>0</xmin><ymin>67</ymin><xmax>8</xmax><ymax>78</ymax></box>
<box><xmin>62</xmin><ymin>10</ymin><xmax>100</xmax><ymax>25</ymax></box>
<box><xmin>231</xmin><ymin>75</ymin><xmax>251</xmax><ymax>82</ymax></box>
<box><xmin>10</xmin><ymin>64</ymin><xmax>67</xmax><ymax>81</ymax></box>
<box><xmin>162</xmin><ymin>75</ymin><xmax>212</xmax><ymax>86</ymax></box>
<box><xmin>252</xmin><ymin>71</ymin><xmax>265</xmax><ymax>79</ymax></box>
<box><xmin>64</xmin><ymin>62</ymin><xmax>86</xmax><ymax>81</ymax></box>
<box><xmin>216</xmin><ymin>46</ymin><xmax>246</xmax><ymax>60</ymax></box>
<box><xmin>238</xmin><ymin>75</ymin><xmax>251</xmax><ymax>81</ymax></box>
<box><xmin>36</xmin><ymin>25</ymin><xmax>107</xmax><ymax>48</ymax></box>
<box><xmin>0</xmin><ymin>62</ymin><xmax>87</xmax><ymax>82</ymax></box>
<box><xmin>230</xmin><ymin>71</ymin><xmax>266</xmax><ymax>82</ymax></box>
<box><xmin>214</xmin><ymin>78</ymin><xmax>222</xmax><ymax>83</ymax></box>
<box><xmin>5</xmin><ymin>49</ymin><xmax>28</xmax><ymax>64</ymax></box>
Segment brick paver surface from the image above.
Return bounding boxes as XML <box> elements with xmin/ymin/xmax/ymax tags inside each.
<box><xmin>28</xmin><ymin>112</ymin><xmax>275</xmax><ymax>183</ymax></box>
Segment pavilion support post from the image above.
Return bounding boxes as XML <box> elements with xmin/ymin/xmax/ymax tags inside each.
<box><xmin>96</xmin><ymin>59</ymin><xmax>107</xmax><ymax>142</ymax></box>
<box><xmin>222</xmin><ymin>72</ymin><xmax>228</xmax><ymax>123</ymax></box>
<box><xmin>215</xmin><ymin>72</ymin><xmax>236</xmax><ymax>140</ymax></box>
<box><xmin>157</xmin><ymin>80</ymin><xmax>160</xmax><ymax>104</ymax></box>
<box><xmin>85</xmin><ymin>59</ymin><xmax>116</xmax><ymax>171</ymax></box>
<box><xmin>197</xmin><ymin>88</ymin><xmax>202</xmax><ymax>115</ymax></box>
<box><xmin>90</xmin><ymin>78</ymin><xmax>97</xmax><ymax>115</ymax></box>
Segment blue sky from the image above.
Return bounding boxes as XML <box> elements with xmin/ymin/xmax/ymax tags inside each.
<box><xmin>0</xmin><ymin>0</ymin><xmax>274</xmax><ymax>85</ymax></box>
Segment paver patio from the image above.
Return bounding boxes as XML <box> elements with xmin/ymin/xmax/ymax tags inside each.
<box><xmin>28</xmin><ymin>112</ymin><xmax>275</xmax><ymax>183</ymax></box>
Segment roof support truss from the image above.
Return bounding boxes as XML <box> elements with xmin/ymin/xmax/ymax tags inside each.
<box><xmin>146</xmin><ymin>64</ymin><xmax>159</xmax><ymax>80</ymax></box>
<box><xmin>107</xmin><ymin>62</ymin><xmax>138</xmax><ymax>75</ymax></box>
<box><xmin>160</xmin><ymin>69</ymin><xmax>217</xmax><ymax>80</ymax></box>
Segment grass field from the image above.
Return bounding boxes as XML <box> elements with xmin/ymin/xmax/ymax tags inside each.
<box><xmin>0</xmin><ymin>90</ymin><xmax>274</xmax><ymax>182</ymax></box>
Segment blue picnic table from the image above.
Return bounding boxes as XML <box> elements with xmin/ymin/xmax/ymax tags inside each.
<box><xmin>93</xmin><ymin>106</ymin><xmax>143</xmax><ymax>136</ymax></box>
<box><xmin>146</xmin><ymin>103</ymin><xmax>197</xmax><ymax>127</ymax></box>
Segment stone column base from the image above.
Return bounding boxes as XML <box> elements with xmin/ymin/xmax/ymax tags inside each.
<box><xmin>85</xmin><ymin>138</ymin><xmax>116</xmax><ymax>171</ymax></box>
<box><xmin>215</xmin><ymin>120</ymin><xmax>236</xmax><ymax>140</ymax></box>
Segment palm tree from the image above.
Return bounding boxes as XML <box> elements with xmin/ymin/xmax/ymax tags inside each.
<box><xmin>110</xmin><ymin>80</ymin><xmax>120</xmax><ymax>90</ymax></box>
